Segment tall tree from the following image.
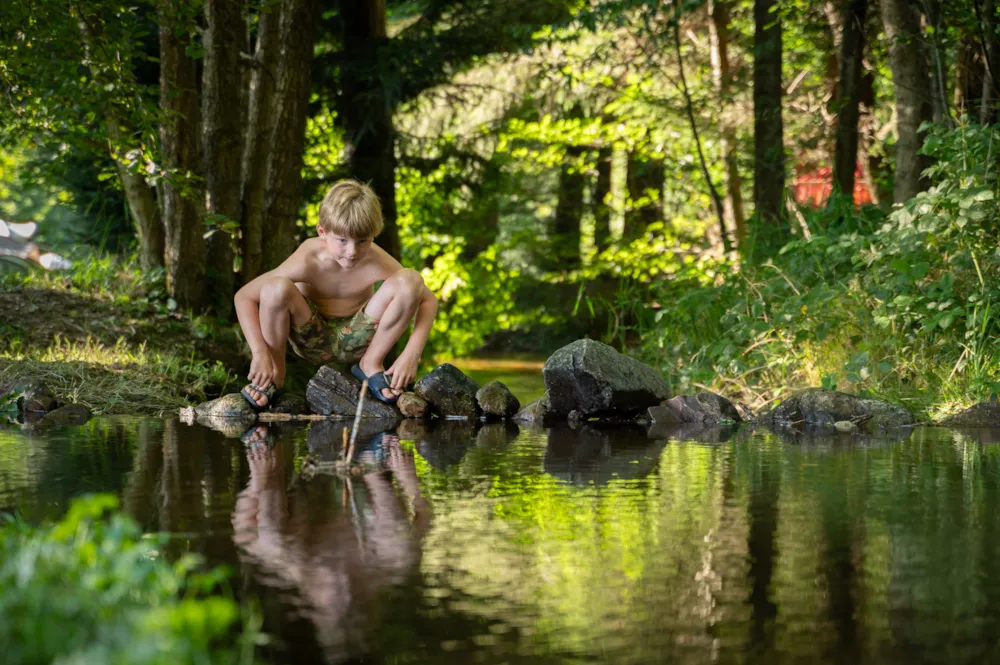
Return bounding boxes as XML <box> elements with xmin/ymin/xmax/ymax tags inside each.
<box><xmin>338</xmin><ymin>0</ymin><xmax>401</xmax><ymax>260</ymax></box>
<box><xmin>708</xmin><ymin>0</ymin><xmax>747</xmax><ymax>244</ymax></box>
<box><xmin>981</xmin><ymin>0</ymin><xmax>1000</xmax><ymax>124</ymax></box>
<box><xmin>833</xmin><ymin>0</ymin><xmax>869</xmax><ymax>198</ymax></box>
<box><xmin>592</xmin><ymin>148</ymin><xmax>613</xmax><ymax>254</ymax></box>
<box><xmin>158</xmin><ymin>0</ymin><xmax>205</xmax><ymax>308</ymax></box>
<box><xmin>753</xmin><ymin>0</ymin><xmax>788</xmax><ymax>257</ymax></box>
<box><xmin>881</xmin><ymin>0</ymin><xmax>933</xmax><ymax>203</ymax></box>
<box><xmin>552</xmin><ymin>146</ymin><xmax>585</xmax><ymax>268</ymax></box>
<box><xmin>624</xmin><ymin>153</ymin><xmax>664</xmax><ymax>242</ymax></box>
<box><xmin>202</xmin><ymin>0</ymin><xmax>244</xmax><ymax>315</ymax></box>
<box><xmin>240</xmin><ymin>3</ymin><xmax>280</xmax><ymax>282</ymax></box>
<box><xmin>260</xmin><ymin>0</ymin><xmax>319</xmax><ymax>270</ymax></box>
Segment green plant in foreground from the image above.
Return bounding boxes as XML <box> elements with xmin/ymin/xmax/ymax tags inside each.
<box><xmin>0</xmin><ymin>494</ymin><xmax>261</xmax><ymax>665</ymax></box>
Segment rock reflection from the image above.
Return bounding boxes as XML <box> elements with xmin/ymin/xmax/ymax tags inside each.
<box><xmin>544</xmin><ymin>423</ymin><xmax>665</xmax><ymax>485</ymax></box>
<box><xmin>232</xmin><ymin>431</ymin><xmax>430</xmax><ymax>664</ymax></box>
<box><xmin>768</xmin><ymin>423</ymin><xmax>914</xmax><ymax>449</ymax></box>
<box><xmin>646</xmin><ymin>421</ymin><xmax>742</xmax><ymax>443</ymax></box>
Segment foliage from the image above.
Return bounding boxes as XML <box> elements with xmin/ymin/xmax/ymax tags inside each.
<box><xmin>0</xmin><ymin>493</ymin><xmax>260</xmax><ymax>664</ymax></box>
<box><xmin>639</xmin><ymin>121</ymin><xmax>1000</xmax><ymax>419</ymax></box>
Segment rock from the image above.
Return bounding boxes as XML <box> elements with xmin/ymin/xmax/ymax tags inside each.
<box><xmin>763</xmin><ymin>388</ymin><xmax>913</xmax><ymax>431</ymax></box>
<box><xmin>24</xmin><ymin>403</ymin><xmax>91</xmax><ymax>432</ymax></box>
<box><xmin>2</xmin><ymin>378</ymin><xmax>57</xmax><ymax>413</ymax></box>
<box><xmin>833</xmin><ymin>420</ymin><xmax>857</xmax><ymax>433</ymax></box>
<box><xmin>306</xmin><ymin>366</ymin><xmax>402</xmax><ymax>420</ymax></box>
<box><xmin>513</xmin><ymin>392</ymin><xmax>553</xmax><ymax>426</ymax></box>
<box><xmin>647</xmin><ymin>392</ymin><xmax>743</xmax><ymax>425</ymax></box>
<box><xmin>542</xmin><ymin>339</ymin><xmax>670</xmax><ymax>417</ymax></box>
<box><xmin>939</xmin><ymin>402</ymin><xmax>1000</xmax><ymax>428</ymax></box>
<box><xmin>195</xmin><ymin>393</ymin><xmax>257</xmax><ymax>419</ymax></box>
<box><xmin>270</xmin><ymin>393</ymin><xmax>307</xmax><ymax>415</ymax></box>
<box><xmin>398</xmin><ymin>392</ymin><xmax>429</xmax><ymax>418</ymax></box>
<box><xmin>414</xmin><ymin>363</ymin><xmax>480</xmax><ymax>418</ymax></box>
<box><xmin>476</xmin><ymin>381</ymin><xmax>520</xmax><ymax>418</ymax></box>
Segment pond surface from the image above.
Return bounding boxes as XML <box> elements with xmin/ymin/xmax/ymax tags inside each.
<box><xmin>3</xmin><ymin>415</ymin><xmax>1000</xmax><ymax>665</ymax></box>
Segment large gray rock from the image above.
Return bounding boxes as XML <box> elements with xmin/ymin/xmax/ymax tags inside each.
<box><xmin>23</xmin><ymin>403</ymin><xmax>92</xmax><ymax>433</ymax></box>
<box><xmin>307</xmin><ymin>366</ymin><xmax>402</xmax><ymax>420</ymax></box>
<box><xmin>476</xmin><ymin>381</ymin><xmax>520</xmax><ymax>418</ymax></box>
<box><xmin>939</xmin><ymin>402</ymin><xmax>1000</xmax><ymax>428</ymax></box>
<box><xmin>647</xmin><ymin>392</ymin><xmax>742</xmax><ymax>425</ymax></box>
<box><xmin>542</xmin><ymin>339</ymin><xmax>670</xmax><ymax>417</ymax></box>
<box><xmin>513</xmin><ymin>392</ymin><xmax>553</xmax><ymax>426</ymax></box>
<box><xmin>414</xmin><ymin>363</ymin><xmax>480</xmax><ymax>418</ymax></box>
<box><xmin>764</xmin><ymin>388</ymin><xmax>913</xmax><ymax>431</ymax></box>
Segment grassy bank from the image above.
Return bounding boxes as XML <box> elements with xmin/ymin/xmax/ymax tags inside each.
<box><xmin>0</xmin><ymin>256</ymin><xmax>240</xmax><ymax>414</ymax></box>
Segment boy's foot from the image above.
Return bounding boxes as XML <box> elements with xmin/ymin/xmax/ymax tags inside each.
<box><xmin>241</xmin><ymin>383</ymin><xmax>281</xmax><ymax>412</ymax></box>
<box><xmin>351</xmin><ymin>363</ymin><xmax>401</xmax><ymax>403</ymax></box>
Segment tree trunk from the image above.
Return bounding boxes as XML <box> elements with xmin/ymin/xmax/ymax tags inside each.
<box><xmin>106</xmin><ymin>120</ymin><xmax>165</xmax><ymax>270</ymax></box>
<box><xmin>339</xmin><ymin>0</ymin><xmax>401</xmax><ymax>260</ymax></box>
<box><xmin>881</xmin><ymin>0</ymin><xmax>934</xmax><ymax>203</ymax></box>
<box><xmin>203</xmin><ymin>0</ymin><xmax>244</xmax><ymax>316</ymax></box>
<box><xmin>753</xmin><ymin>0</ymin><xmax>788</xmax><ymax>257</ymax></box>
<box><xmin>240</xmin><ymin>2</ymin><xmax>280</xmax><ymax>282</ymax></box>
<box><xmin>624</xmin><ymin>153</ymin><xmax>664</xmax><ymax>242</ymax></box>
<box><xmin>159</xmin><ymin>0</ymin><xmax>205</xmax><ymax>309</ymax></box>
<box><xmin>552</xmin><ymin>146</ymin><xmax>584</xmax><ymax>268</ymax></box>
<box><xmin>709</xmin><ymin>0</ymin><xmax>747</xmax><ymax>244</ymax></box>
<box><xmin>833</xmin><ymin>0</ymin><xmax>868</xmax><ymax>198</ymax></box>
<box><xmin>260</xmin><ymin>0</ymin><xmax>319</xmax><ymax>270</ymax></box>
<box><xmin>982</xmin><ymin>0</ymin><xmax>1000</xmax><ymax>124</ymax></box>
<box><xmin>955</xmin><ymin>33</ymin><xmax>985</xmax><ymax>117</ymax></box>
<box><xmin>592</xmin><ymin>148</ymin><xmax>612</xmax><ymax>254</ymax></box>
<box><xmin>921</xmin><ymin>0</ymin><xmax>951</xmax><ymax>126</ymax></box>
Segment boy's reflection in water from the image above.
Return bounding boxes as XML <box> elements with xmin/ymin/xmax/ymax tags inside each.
<box><xmin>232</xmin><ymin>426</ymin><xmax>430</xmax><ymax>663</ymax></box>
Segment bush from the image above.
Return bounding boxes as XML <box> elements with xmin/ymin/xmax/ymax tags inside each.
<box><xmin>639</xmin><ymin>120</ymin><xmax>1000</xmax><ymax>418</ymax></box>
<box><xmin>0</xmin><ymin>494</ymin><xmax>260</xmax><ymax>665</ymax></box>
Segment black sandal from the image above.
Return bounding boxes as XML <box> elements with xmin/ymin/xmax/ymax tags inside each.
<box><xmin>350</xmin><ymin>364</ymin><xmax>399</xmax><ymax>405</ymax></box>
<box><xmin>241</xmin><ymin>383</ymin><xmax>281</xmax><ymax>412</ymax></box>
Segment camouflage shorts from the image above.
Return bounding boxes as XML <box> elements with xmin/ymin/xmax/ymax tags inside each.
<box><xmin>288</xmin><ymin>301</ymin><xmax>378</xmax><ymax>366</ymax></box>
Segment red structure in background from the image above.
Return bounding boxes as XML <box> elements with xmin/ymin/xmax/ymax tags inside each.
<box><xmin>792</xmin><ymin>164</ymin><xmax>873</xmax><ymax>207</ymax></box>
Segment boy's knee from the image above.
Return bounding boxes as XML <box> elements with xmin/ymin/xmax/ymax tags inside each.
<box><xmin>390</xmin><ymin>268</ymin><xmax>424</xmax><ymax>300</ymax></box>
<box><xmin>260</xmin><ymin>277</ymin><xmax>298</xmax><ymax>305</ymax></box>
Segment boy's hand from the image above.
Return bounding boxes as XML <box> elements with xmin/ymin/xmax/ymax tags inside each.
<box><xmin>248</xmin><ymin>352</ymin><xmax>277</xmax><ymax>390</ymax></box>
<box><xmin>385</xmin><ymin>352</ymin><xmax>419</xmax><ymax>393</ymax></box>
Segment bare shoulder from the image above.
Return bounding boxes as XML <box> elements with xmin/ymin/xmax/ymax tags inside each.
<box><xmin>369</xmin><ymin>242</ymin><xmax>406</xmax><ymax>280</ymax></box>
<box><xmin>271</xmin><ymin>237</ymin><xmax>322</xmax><ymax>282</ymax></box>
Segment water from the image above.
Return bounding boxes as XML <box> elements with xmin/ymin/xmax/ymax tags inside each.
<box><xmin>3</xmin><ymin>416</ymin><xmax>1000</xmax><ymax>664</ymax></box>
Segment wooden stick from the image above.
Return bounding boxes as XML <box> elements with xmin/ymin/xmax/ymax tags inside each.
<box><xmin>345</xmin><ymin>379</ymin><xmax>367</xmax><ymax>464</ymax></box>
<box><xmin>341</xmin><ymin>426</ymin><xmax>349</xmax><ymax>462</ymax></box>
<box><xmin>258</xmin><ymin>412</ymin><xmax>352</xmax><ymax>422</ymax></box>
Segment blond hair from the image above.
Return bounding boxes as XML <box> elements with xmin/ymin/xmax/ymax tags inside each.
<box><xmin>318</xmin><ymin>180</ymin><xmax>383</xmax><ymax>238</ymax></box>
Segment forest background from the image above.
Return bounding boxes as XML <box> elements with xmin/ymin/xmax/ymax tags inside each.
<box><xmin>2</xmin><ymin>0</ymin><xmax>1000</xmax><ymax>420</ymax></box>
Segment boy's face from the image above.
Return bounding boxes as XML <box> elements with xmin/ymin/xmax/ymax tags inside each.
<box><xmin>318</xmin><ymin>226</ymin><xmax>373</xmax><ymax>268</ymax></box>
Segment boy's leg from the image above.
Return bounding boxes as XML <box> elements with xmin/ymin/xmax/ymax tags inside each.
<box><xmin>244</xmin><ymin>277</ymin><xmax>311</xmax><ymax>406</ymax></box>
<box><xmin>359</xmin><ymin>268</ymin><xmax>424</xmax><ymax>399</ymax></box>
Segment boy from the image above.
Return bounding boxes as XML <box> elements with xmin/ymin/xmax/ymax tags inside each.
<box><xmin>235</xmin><ymin>180</ymin><xmax>438</xmax><ymax>410</ymax></box>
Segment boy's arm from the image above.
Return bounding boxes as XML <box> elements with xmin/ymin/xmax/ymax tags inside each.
<box><xmin>387</xmin><ymin>284</ymin><xmax>437</xmax><ymax>391</ymax></box>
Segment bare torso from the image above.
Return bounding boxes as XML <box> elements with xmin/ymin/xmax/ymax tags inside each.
<box><xmin>292</xmin><ymin>237</ymin><xmax>397</xmax><ymax>318</ymax></box>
